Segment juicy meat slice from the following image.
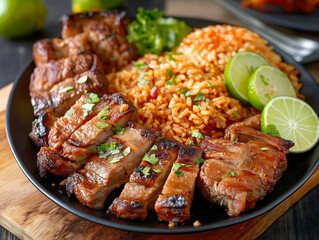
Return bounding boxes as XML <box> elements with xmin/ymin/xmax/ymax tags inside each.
<box><xmin>37</xmin><ymin>147</ymin><xmax>84</xmax><ymax>178</ymax></box>
<box><xmin>60</xmin><ymin>11</ymin><xmax>139</xmax><ymax>72</ymax></box>
<box><xmin>109</xmin><ymin>138</ymin><xmax>180</xmax><ymax>220</ymax></box>
<box><xmin>31</xmin><ymin>70</ymin><xmax>108</xmax><ymax>117</ymax></box>
<box><xmin>155</xmin><ymin>146</ymin><xmax>203</xmax><ymax>223</ymax></box>
<box><xmin>198</xmin><ymin>125</ymin><xmax>293</xmax><ymax>216</ymax></box>
<box><xmin>225</xmin><ymin>125</ymin><xmax>294</xmax><ymax>154</ymax></box>
<box><xmin>30</xmin><ymin>53</ymin><xmax>104</xmax><ymax>97</ymax></box>
<box><xmin>66</xmin><ymin>123</ymin><xmax>160</xmax><ymax>209</ymax></box>
<box><xmin>62</xmin><ymin>98</ymin><xmax>136</xmax><ymax>162</ymax></box>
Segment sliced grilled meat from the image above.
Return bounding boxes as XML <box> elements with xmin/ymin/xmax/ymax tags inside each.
<box><xmin>30</xmin><ymin>53</ymin><xmax>104</xmax><ymax>97</ymax></box>
<box><xmin>60</xmin><ymin>11</ymin><xmax>139</xmax><ymax>72</ymax></box>
<box><xmin>109</xmin><ymin>138</ymin><xmax>180</xmax><ymax>220</ymax></box>
<box><xmin>37</xmin><ymin>147</ymin><xmax>84</xmax><ymax>178</ymax></box>
<box><xmin>62</xmin><ymin>99</ymin><xmax>136</xmax><ymax>162</ymax></box>
<box><xmin>31</xmin><ymin>70</ymin><xmax>108</xmax><ymax>117</ymax></box>
<box><xmin>155</xmin><ymin>146</ymin><xmax>203</xmax><ymax>223</ymax></box>
<box><xmin>198</xmin><ymin>126</ymin><xmax>293</xmax><ymax>216</ymax></box>
<box><xmin>66</xmin><ymin>123</ymin><xmax>160</xmax><ymax>209</ymax></box>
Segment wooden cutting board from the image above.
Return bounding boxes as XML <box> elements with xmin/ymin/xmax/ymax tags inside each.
<box><xmin>0</xmin><ymin>85</ymin><xmax>318</xmax><ymax>240</ymax></box>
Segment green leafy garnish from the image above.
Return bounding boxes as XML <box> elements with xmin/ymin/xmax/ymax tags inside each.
<box><xmin>142</xmin><ymin>166</ymin><xmax>151</xmax><ymax>176</ymax></box>
<box><xmin>208</xmin><ymin>81</ymin><xmax>218</xmax><ymax>88</ymax></box>
<box><xmin>234</xmin><ymin>110</ymin><xmax>239</xmax><ymax>120</ymax></box>
<box><xmin>96</xmin><ymin>123</ymin><xmax>109</xmax><ymax>129</ymax></box>
<box><xmin>134</xmin><ymin>61</ymin><xmax>148</xmax><ymax>69</ymax></box>
<box><xmin>227</xmin><ymin>171</ymin><xmax>236</xmax><ymax>177</ymax></box>
<box><xmin>193</xmin><ymin>91</ymin><xmax>205</xmax><ymax>101</ymax></box>
<box><xmin>109</xmin><ymin>156</ymin><xmax>123</xmax><ymax>164</ymax></box>
<box><xmin>151</xmin><ymin>145</ymin><xmax>158</xmax><ymax>151</ymax></box>
<box><xmin>260</xmin><ymin>74</ymin><xmax>269</xmax><ymax>86</ymax></box>
<box><xmin>189</xmin><ymin>140</ymin><xmax>195</xmax><ymax>146</ymax></box>
<box><xmin>100</xmin><ymin>106</ymin><xmax>111</xmax><ymax>120</ymax></box>
<box><xmin>85</xmin><ymin>93</ymin><xmax>100</xmax><ymax>104</ymax></box>
<box><xmin>173</xmin><ymin>162</ymin><xmax>192</xmax><ymax>171</ymax></box>
<box><xmin>82</xmin><ymin>103</ymin><xmax>95</xmax><ymax>118</ymax></box>
<box><xmin>191</xmin><ymin>131</ymin><xmax>204</xmax><ymax>139</ymax></box>
<box><xmin>260</xmin><ymin>147</ymin><xmax>269</xmax><ymax>150</ymax></box>
<box><xmin>59</xmin><ymin>86</ymin><xmax>74</xmax><ymax>93</ymax></box>
<box><xmin>138</xmin><ymin>72</ymin><xmax>149</xmax><ymax>85</ymax></box>
<box><xmin>194</xmin><ymin>102</ymin><xmax>201</xmax><ymax>106</ymax></box>
<box><xmin>153</xmin><ymin>169</ymin><xmax>162</xmax><ymax>173</ymax></box>
<box><xmin>157</xmin><ymin>137</ymin><xmax>162</xmax><ymax>141</ymax></box>
<box><xmin>65</xmin><ymin>109</ymin><xmax>75</xmax><ymax>115</ymax></box>
<box><xmin>180</xmin><ymin>88</ymin><xmax>187</xmax><ymax>95</ymax></box>
<box><xmin>206</xmin><ymin>98</ymin><xmax>210</xmax><ymax>103</ymax></box>
<box><xmin>143</xmin><ymin>153</ymin><xmax>159</xmax><ymax>165</ymax></box>
<box><xmin>167</xmin><ymin>52</ymin><xmax>183</xmax><ymax>61</ymax></box>
<box><xmin>123</xmin><ymin>147</ymin><xmax>131</xmax><ymax>156</ymax></box>
<box><xmin>175</xmin><ymin>170</ymin><xmax>183</xmax><ymax>177</ymax></box>
<box><xmin>195</xmin><ymin>157</ymin><xmax>205</xmax><ymax>163</ymax></box>
<box><xmin>112</xmin><ymin>125</ymin><xmax>125</xmax><ymax>135</ymax></box>
<box><xmin>181</xmin><ymin>88</ymin><xmax>191</xmax><ymax>97</ymax></box>
<box><xmin>77</xmin><ymin>75</ymin><xmax>88</xmax><ymax>84</ymax></box>
<box><xmin>165</xmin><ymin>69</ymin><xmax>177</xmax><ymax>85</ymax></box>
<box><xmin>127</xmin><ymin>8</ymin><xmax>192</xmax><ymax>55</ymax></box>
<box><xmin>265</xmin><ymin>124</ymin><xmax>281</xmax><ymax>137</ymax></box>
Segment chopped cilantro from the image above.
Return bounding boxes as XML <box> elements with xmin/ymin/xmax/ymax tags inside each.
<box><xmin>100</xmin><ymin>106</ymin><xmax>111</xmax><ymax>120</ymax></box>
<box><xmin>143</xmin><ymin>153</ymin><xmax>159</xmax><ymax>165</ymax></box>
<box><xmin>59</xmin><ymin>86</ymin><xmax>74</xmax><ymax>93</ymax></box>
<box><xmin>206</xmin><ymin>98</ymin><xmax>210</xmax><ymax>103</ymax></box>
<box><xmin>94</xmin><ymin>143</ymin><xmax>111</xmax><ymax>154</ymax></box>
<box><xmin>77</xmin><ymin>75</ymin><xmax>88</xmax><ymax>84</ymax></box>
<box><xmin>142</xmin><ymin>166</ymin><xmax>151</xmax><ymax>176</ymax></box>
<box><xmin>227</xmin><ymin>171</ymin><xmax>236</xmax><ymax>177</ymax></box>
<box><xmin>191</xmin><ymin>131</ymin><xmax>204</xmax><ymax>139</ymax></box>
<box><xmin>173</xmin><ymin>162</ymin><xmax>192</xmax><ymax>171</ymax></box>
<box><xmin>96</xmin><ymin>123</ymin><xmax>109</xmax><ymax>129</ymax></box>
<box><xmin>189</xmin><ymin>140</ymin><xmax>195</xmax><ymax>146</ymax></box>
<box><xmin>165</xmin><ymin>69</ymin><xmax>177</xmax><ymax>85</ymax></box>
<box><xmin>193</xmin><ymin>91</ymin><xmax>205</xmax><ymax>101</ymax></box>
<box><xmin>175</xmin><ymin>170</ymin><xmax>183</xmax><ymax>177</ymax></box>
<box><xmin>84</xmin><ymin>90</ymin><xmax>87</xmax><ymax>94</ymax></box>
<box><xmin>260</xmin><ymin>147</ymin><xmax>269</xmax><ymax>150</ymax></box>
<box><xmin>167</xmin><ymin>52</ymin><xmax>183</xmax><ymax>61</ymax></box>
<box><xmin>109</xmin><ymin>156</ymin><xmax>123</xmax><ymax>164</ymax></box>
<box><xmin>157</xmin><ymin>137</ymin><xmax>162</xmax><ymax>141</ymax></box>
<box><xmin>195</xmin><ymin>157</ymin><xmax>205</xmax><ymax>163</ymax></box>
<box><xmin>153</xmin><ymin>169</ymin><xmax>162</xmax><ymax>173</ymax></box>
<box><xmin>161</xmin><ymin>61</ymin><xmax>168</xmax><ymax>64</ymax></box>
<box><xmin>134</xmin><ymin>61</ymin><xmax>148</xmax><ymax>69</ymax></box>
<box><xmin>260</xmin><ymin>74</ymin><xmax>269</xmax><ymax>86</ymax></box>
<box><xmin>208</xmin><ymin>81</ymin><xmax>218</xmax><ymax>88</ymax></box>
<box><xmin>180</xmin><ymin>88</ymin><xmax>187</xmax><ymax>95</ymax></box>
<box><xmin>194</xmin><ymin>102</ymin><xmax>201</xmax><ymax>106</ymax></box>
<box><xmin>112</xmin><ymin>125</ymin><xmax>125</xmax><ymax>135</ymax></box>
<box><xmin>85</xmin><ymin>93</ymin><xmax>100</xmax><ymax>103</ymax></box>
<box><xmin>234</xmin><ymin>110</ymin><xmax>239</xmax><ymax>120</ymax></box>
<box><xmin>138</xmin><ymin>72</ymin><xmax>149</xmax><ymax>85</ymax></box>
<box><xmin>123</xmin><ymin>147</ymin><xmax>131</xmax><ymax>156</ymax></box>
<box><xmin>65</xmin><ymin>109</ymin><xmax>75</xmax><ymax>115</ymax></box>
<box><xmin>82</xmin><ymin>103</ymin><xmax>95</xmax><ymax>118</ymax></box>
<box><xmin>151</xmin><ymin>145</ymin><xmax>158</xmax><ymax>151</ymax></box>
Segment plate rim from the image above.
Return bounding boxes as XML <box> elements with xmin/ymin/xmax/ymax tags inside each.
<box><xmin>5</xmin><ymin>17</ymin><xmax>319</xmax><ymax>234</ymax></box>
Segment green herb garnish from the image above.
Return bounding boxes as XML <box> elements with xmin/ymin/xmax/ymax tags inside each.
<box><xmin>194</xmin><ymin>102</ymin><xmax>201</xmax><ymax>106</ymax></box>
<box><xmin>96</xmin><ymin>123</ymin><xmax>109</xmax><ymax>129</ymax></box>
<box><xmin>100</xmin><ymin>106</ymin><xmax>111</xmax><ymax>120</ymax></box>
<box><xmin>151</xmin><ymin>145</ymin><xmax>158</xmax><ymax>151</ymax></box>
<box><xmin>77</xmin><ymin>75</ymin><xmax>88</xmax><ymax>84</ymax></box>
<box><xmin>85</xmin><ymin>93</ymin><xmax>100</xmax><ymax>104</ymax></box>
<box><xmin>65</xmin><ymin>109</ymin><xmax>75</xmax><ymax>115</ymax></box>
<box><xmin>167</xmin><ymin>52</ymin><xmax>183</xmax><ymax>61</ymax></box>
<box><xmin>193</xmin><ymin>91</ymin><xmax>205</xmax><ymax>101</ymax></box>
<box><xmin>112</xmin><ymin>125</ymin><xmax>125</xmax><ymax>135</ymax></box>
<box><xmin>142</xmin><ymin>166</ymin><xmax>151</xmax><ymax>176</ymax></box>
<box><xmin>123</xmin><ymin>147</ymin><xmax>131</xmax><ymax>156</ymax></box>
<box><xmin>82</xmin><ymin>103</ymin><xmax>95</xmax><ymax>118</ymax></box>
<box><xmin>227</xmin><ymin>171</ymin><xmax>236</xmax><ymax>177</ymax></box>
<box><xmin>195</xmin><ymin>157</ymin><xmax>205</xmax><ymax>163</ymax></box>
<box><xmin>191</xmin><ymin>131</ymin><xmax>204</xmax><ymax>139</ymax></box>
<box><xmin>260</xmin><ymin>147</ymin><xmax>269</xmax><ymax>150</ymax></box>
<box><xmin>175</xmin><ymin>170</ymin><xmax>183</xmax><ymax>177</ymax></box>
<box><xmin>143</xmin><ymin>153</ymin><xmax>159</xmax><ymax>165</ymax></box>
<box><xmin>134</xmin><ymin>61</ymin><xmax>148</xmax><ymax>69</ymax></box>
<box><xmin>109</xmin><ymin>156</ymin><xmax>123</xmax><ymax>164</ymax></box>
<box><xmin>138</xmin><ymin>72</ymin><xmax>149</xmax><ymax>85</ymax></box>
<box><xmin>153</xmin><ymin>169</ymin><xmax>162</xmax><ymax>173</ymax></box>
<box><xmin>234</xmin><ymin>110</ymin><xmax>239</xmax><ymax>120</ymax></box>
<box><xmin>208</xmin><ymin>81</ymin><xmax>218</xmax><ymax>88</ymax></box>
<box><xmin>173</xmin><ymin>162</ymin><xmax>192</xmax><ymax>171</ymax></box>
<box><xmin>165</xmin><ymin>69</ymin><xmax>177</xmax><ymax>85</ymax></box>
<box><xmin>189</xmin><ymin>140</ymin><xmax>195</xmax><ymax>146</ymax></box>
<box><xmin>59</xmin><ymin>86</ymin><xmax>74</xmax><ymax>93</ymax></box>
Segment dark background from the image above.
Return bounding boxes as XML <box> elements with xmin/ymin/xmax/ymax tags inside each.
<box><xmin>0</xmin><ymin>0</ymin><xmax>318</xmax><ymax>239</ymax></box>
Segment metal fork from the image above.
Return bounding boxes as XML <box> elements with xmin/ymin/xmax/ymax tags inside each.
<box><xmin>214</xmin><ymin>0</ymin><xmax>319</xmax><ymax>64</ymax></box>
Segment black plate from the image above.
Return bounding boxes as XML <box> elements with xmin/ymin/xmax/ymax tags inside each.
<box><xmin>231</xmin><ymin>0</ymin><xmax>319</xmax><ymax>32</ymax></box>
<box><xmin>6</xmin><ymin>17</ymin><xmax>319</xmax><ymax>234</ymax></box>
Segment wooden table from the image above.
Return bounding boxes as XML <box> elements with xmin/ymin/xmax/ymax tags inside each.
<box><xmin>1</xmin><ymin>0</ymin><xmax>319</xmax><ymax>239</ymax></box>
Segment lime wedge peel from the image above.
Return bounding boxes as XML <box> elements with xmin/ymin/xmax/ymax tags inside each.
<box><xmin>261</xmin><ymin>96</ymin><xmax>319</xmax><ymax>153</ymax></box>
<box><xmin>224</xmin><ymin>51</ymin><xmax>269</xmax><ymax>104</ymax></box>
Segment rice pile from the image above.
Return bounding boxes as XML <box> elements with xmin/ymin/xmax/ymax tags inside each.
<box><xmin>106</xmin><ymin>25</ymin><xmax>301</xmax><ymax>144</ymax></box>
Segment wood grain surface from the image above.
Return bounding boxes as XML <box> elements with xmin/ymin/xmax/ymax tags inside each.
<box><xmin>0</xmin><ymin>83</ymin><xmax>318</xmax><ymax>240</ymax></box>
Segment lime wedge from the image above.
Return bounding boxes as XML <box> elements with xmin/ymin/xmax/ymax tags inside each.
<box><xmin>261</xmin><ymin>96</ymin><xmax>319</xmax><ymax>153</ymax></box>
<box><xmin>224</xmin><ymin>51</ymin><xmax>269</xmax><ymax>104</ymax></box>
<box><xmin>247</xmin><ymin>65</ymin><xmax>296</xmax><ymax>110</ymax></box>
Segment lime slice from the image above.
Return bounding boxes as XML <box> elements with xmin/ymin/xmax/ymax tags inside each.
<box><xmin>261</xmin><ymin>96</ymin><xmax>319</xmax><ymax>153</ymax></box>
<box><xmin>247</xmin><ymin>65</ymin><xmax>297</xmax><ymax>111</ymax></box>
<box><xmin>224</xmin><ymin>51</ymin><xmax>269</xmax><ymax>104</ymax></box>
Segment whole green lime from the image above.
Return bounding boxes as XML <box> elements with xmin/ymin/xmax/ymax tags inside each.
<box><xmin>72</xmin><ymin>0</ymin><xmax>124</xmax><ymax>13</ymax></box>
<box><xmin>0</xmin><ymin>0</ymin><xmax>47</xmax><ymax>39</ymax></box>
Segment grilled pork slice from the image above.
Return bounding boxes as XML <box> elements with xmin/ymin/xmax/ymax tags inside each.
<box><xmin>66</xmin><ymin>123</ymin><xmax>160</xmax><ymax>209</ymax></box>
<box><xmin>60</xmin><ymin>11</ymin><xmax>138</xmax><ymax>72</ymax></box>
<box><xmin>31</xmin><ymin>70</ymin><xmax>108</xmax><ymax>117</ymax></box>
<box><xmin>29</xmin><ymin>113</ymin><xmax>56</xmax><ymax>147</ymax></box>
<box><xmin>62</xmin><ymin>99</ymin><xmax>136</xmax><ymax>162</ymax></box>
<box><xmin>109</xmin><ymin>138</ymin><xmax>180</xmax><ymax>220</ymax></box>
<box><xmin>30</xmin><ymin>53</ymin><xmax>104</xmax><ymax>97</ymax></box>
<box><xmin>155</xmin><ymin>146</ymin><xmax>203</xmax><ymax>223</ymax></box>
<box><xmin>198</xmin><ymin>129</ymin><xmax>293</xmax><ymax>216</ymax></box>
<box><xmin>37</xmin><ymin>147</ymin><xmax>84</xmax><ymax>178</ymax></box>
<box><xmin>48</xmin><ymin>93</ymin><xmax>135</xmax><ymax>152</ymax></box>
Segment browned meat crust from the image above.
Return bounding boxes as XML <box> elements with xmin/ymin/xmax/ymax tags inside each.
<box><xmin>109</xmin><ymin>138</ymin><xmax>180</xmax><ymax>220</ymax></box>
<box><xmin>155</xmin><ymin>146</ymin><xmax>203</xmax><ymax>223</ymax></box>
<box><xmin>66</xmin><ymin>123</ymin><xmax>160</xmax><ymax>209</ymax></box>
<box><xmin>198</xmin><ymin>125</ymin><xmax>293</xmax><ymax>216</ymax></box>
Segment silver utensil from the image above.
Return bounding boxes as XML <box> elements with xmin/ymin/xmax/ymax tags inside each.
<box><xmin>214</xmin><ymin>0</ymin><xmax>319</xmax><ymax>64</ymax></box>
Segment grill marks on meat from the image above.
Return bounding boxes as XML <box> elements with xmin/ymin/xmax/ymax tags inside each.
<box><xmin>66</xmin><ymin>124</ymin><xmax>160</xmax><ymax>209</ymax></box>
<box><xmin>155</xmin><ymin>146</ymin><xmax>203</xmax><ymax>223</ymax></box>
<box><xmin>198</xmin><ymin>124</ymin><xmax>293</xmax><ymax>216</ymax></box>
<box><xmin>109</xmin><ymin>138</ymin><xmax>180</xmax><ymax>220</ymax></box>
<box><xmin>61</xmin><ymin>98</ymin><xmax>136</xmax><ymax>162</ymax></box>
<box><xmin>60</xmin><ymin>11</ymin><xmax>138</xmax><ymax>72</ymax></box>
